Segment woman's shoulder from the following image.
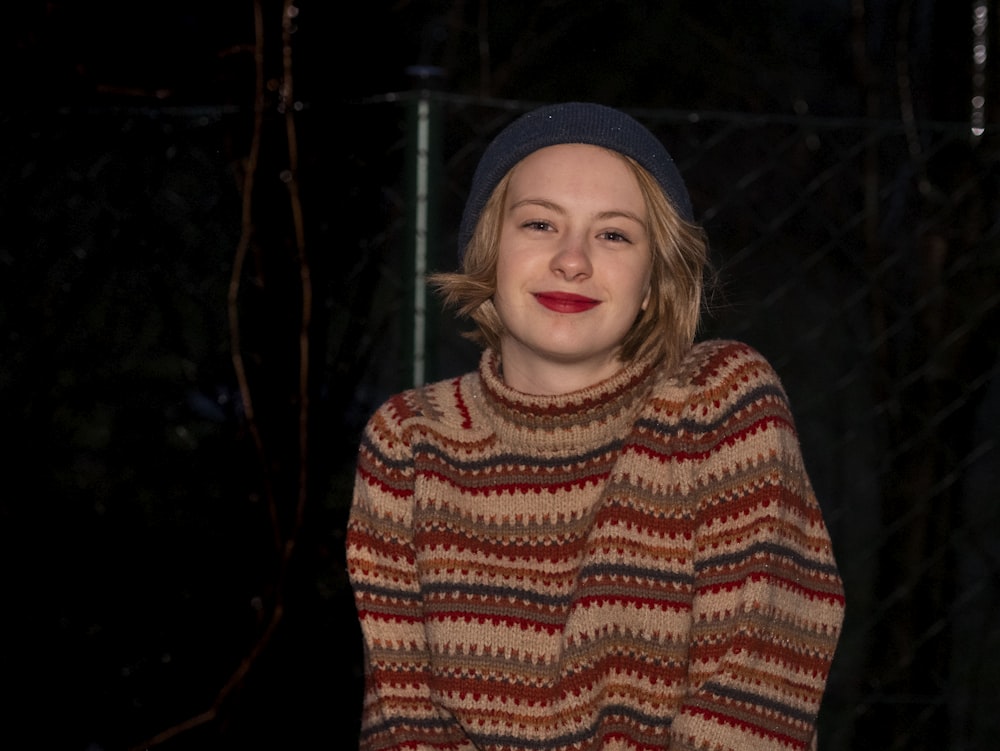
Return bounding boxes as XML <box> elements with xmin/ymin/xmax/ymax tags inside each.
<box><xmin>643</xmin><ymin>340</ymin><xmax>799</xmax><ymax>447</ymax></box>
<box><xmin>366</xmin><ymin>371</ymin><xmax>478</xmax><ymax>434</ymax></box>
<box><xmin>665</xmin><ymin>338</ymin><xmax>786</xmax><ymax>396</ymax></box>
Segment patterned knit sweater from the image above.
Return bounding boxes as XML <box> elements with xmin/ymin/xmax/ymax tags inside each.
<box><xmin>347</xmin><ymin>339</ymin><xmax>845</xmax><ymax>751</ymax></box>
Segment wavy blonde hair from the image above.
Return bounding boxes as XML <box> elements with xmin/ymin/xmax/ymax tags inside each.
<box><xmin>429</xmin><ymin>151</ymin><xmax>710</xmax><ymax>373</ymax></box>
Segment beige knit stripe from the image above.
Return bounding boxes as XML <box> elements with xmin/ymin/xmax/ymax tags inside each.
<box><xmin>693</xmin><ymin>527</ymin><xmax>839</xmax><ymax>579</ymax></box>
<box><xmin>349</xmin><ymin>553</ymin><xmax>421</xmax><ymax>596</ymax></box>
<box><xmin>692</xmin><ymin>524</ymin><xmax>839</xmax><ymax>568</ymax></box>
<box><xmin>415</xmin><ymin>430</ymin><xmax>498</xmax><ymax>454</ymax></box>
<box><xmin>414</xmin><ymin>493</ymin><xmax>602</xmax><ymax>530</ymax></box>
<box><xmin>679</xmin><ymin>693</ymin><xmax>813</xmax><ymax>746</ymax></box>
<box><xmin>645</xmin><ymin>373</ymin><xmax>789</xmax><ymax>414</ymax></box>
<box><xmin>605</xmin><ymin>454</ymin><xmax>812</xmax><ymax>514</ymax></box>
<box><xmin>425</xmin><ymin>656</ymin><xmax>690</xmax><ymax>701</ymax></box>
<box><xmin>355</xmin><ymin>599</ymin><xmax>425</xmax><ymax>623</ymax></box>
<box><xmin>419</xmin><ymin>559</ymin><xmax>579</xmax><ymax>583</ymax></box>
<box><xmin>583</xmin><ymin>526</ymin><xmax>694</xmax><ymax>563</ymax></box>
<box><xmin>415</xmin><ymin>538</ymin><xmax>592</xmax><ymax>575</ymax></box>
<box><xmin>416</xmin><ymin>541</ymin><xmax>694</xmax><ymax>576</ymax></box>
<box><xmin>632</xmin><ymin>407</ymin><xmax>795</xmax><ymax>465</ymax></box>
<box><xmin>423</xmin><ymin>597</ymin><xmax>570</xmax><ymax>629</ymax></box>
<box><xmin>416</xmin><ymin>526</ymin><xmax>593</xmax><ymax>552</ymax></box>
<box><xmin>561</xmin><ymin>627</ymin><xmax>690</xmax><ymax>663</ymax></box>
<box><xmin>484</xmin><ymin>364</ymin><xmax>653</xmax><ymax>425</ymax></box>
<box><xmin>416</xmin><ymin>454</ymin><xmax>618</xmax><ymax>492</ymax></box>
<box><xmin>695</xmin><ymin>478</ymin><xmax>823</xmax><ymax>525</ymax></box>
<box><xmin>411</xmin><ymin>402</ymin><xmax>803</xmax><ymax>495</ymax></box>
<box><xmin>415</xmin><ymin>504</ymin><xmax>697</xmax><ymax>551</ymax></box>
<box><xmin>414</xmin><ymin>556</ymin><xmax>694</xmax><ymax>612</ymax></box>
<box><xmin>723</xmin><ymin>661</ymin><xmax>828</xmax><ymax>709</ymax></box>
<box><xmin>357</xmin><ymin>460</ymin><xmax>413</xmax><ymax>500</ymax></box>
<box><xmin>692</xmin><ymin>510</ymin><xmax>833</xmax><ymax>552</ymax></box>
<box><xmin>686</xmin><ymin>659</ymin><xmax>830</xmax><ymax>696</ymax></box>
<box><xmin>417</xmin><ymin>481</ymin><xmax>696</xmax><ymax>535</ymax></box>
<box><xmin>366</xmin><ymin>406</ymin><xmax>424</xmax><ymax>460</ymax></box>
<box><xmin>565</xmin><ymin>574</ymin><xmax>690</xmax><ymax>598</ymax></box>
<box><xmin>698</xmin><ymin>660</ymin><xmax>829</xmax><ymax>711</ymax></box>
<box><xmin>602</xmin><ymin>464</ymin><xmax>808</xmax><ymax>520</ymax></box>
<box><xmin>350</xmin><ymin>586</ymin><xmax>423</xmax><ymax>620</ymax></box>
<box><xmin>688</xmin><ymin>601</ymin><xmax>841</xmax><ymax>648</ymax></box>
<box><xmin>686</xmin><ymin>463</ymin><xmax>814</xmax><ymax>507</ymax></box>
<box><xmin>361</xmin><ymin>674</ymin><xmax>440</xmax><ymax>703</ymax></box>
<box><xmin>425</xmin><ymin>678</ymin><xmax>687</xmax><ymax>723</ymax></box>
<box><xmin>692</xmin><ymin>560</ymin><xmax>842</xmax><ymax>602</ymax></box>
<box><xmin>676</xmin><ymin>467</ymin><xmax>813</xmax><ymax>516</ymax></box>
<box><xmin>693</xmin><ymin>600</ymin><xmax>845</xmax><ymax>647</ymax></box>
<box><xmin>687</xmin><ymin>621</ymin><xmax>839</xmax><ymax>678</ymax></box>
<box><xmin>412</xmin><ymin>703</ymin><xmax>675</xmax><ymax>741</ymax></box>
<box><xmin>420</xmin><ymin>608</ymin><xmax>694</xmax><ymax>681</ymax></box>
<box><xmin>634</xmin><ymin>437</ymin><xmax>802</xmax><ymax>491</ymax></box>
<box><xmin>355</xmin><ymin>726</ymin><xmax>451</xmax><ymax>750</ymax></box>
<box><xmin>690</xmin><ymin>493</ymin><xmax>830</xmax><ymax>541</ymax></box>
<box><xmin>419</xmin><ymin>559</ymin><xmax>585</xmax><ymax>587</ymax></box>
<box><xmin>356</xmin><ymin>714</ymin><xmax>472</xmax><ymax>751</ymax></box>
<box><xmin>422</xmin><ymin>595</ymin><xmax>695</xmax><ymax>636</ymax></box>
<box><xmin>424</xmin><ymin>624</ymin><xmax>690</xmax><ymax>665</ymax></box>
<box><xmin>476</xmin><ymin>397</ymin><xmax>637</xmax><ymax>430</ymax></box>
<box><xmin>426</xmin><ymin>643</ymin><xmax>564</xmax><ymax>674</ymax></box>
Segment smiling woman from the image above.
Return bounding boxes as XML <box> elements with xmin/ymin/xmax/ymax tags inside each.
<box><xmin>491</xmin><ymin>143</ymin><xmax>654</xmax><ymax>394</ymax></box>
<box><xmin>346</xmin><ymin>102</ymin><xmax>845</xmax><ymax>751</ymax></box>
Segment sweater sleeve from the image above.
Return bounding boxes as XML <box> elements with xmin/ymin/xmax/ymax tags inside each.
<box><xmin>667</xmin><ymin>342</ymin><xmax>845</xmax><ymax>751</ymax></box>
<box><xmin>346</xmin><ymin>396</ymin><xmax>476</xmax><ymax>751</ymax></box>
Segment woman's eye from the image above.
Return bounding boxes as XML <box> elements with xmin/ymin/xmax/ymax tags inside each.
<box><xmin>600</xmin><ymin>230</ymin><xmax>631</xmax><ymax>243</ymax></box>
<box><xmin>523</xmin><ymin>220</ymin><xmax>552</xmax><ymax>231</ymax></box>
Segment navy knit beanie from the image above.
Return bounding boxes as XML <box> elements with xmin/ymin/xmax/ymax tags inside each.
<box><xmin>457</xmin><ymin>101</ymin><xmax>693</xmax><ymax>261</ymax></box>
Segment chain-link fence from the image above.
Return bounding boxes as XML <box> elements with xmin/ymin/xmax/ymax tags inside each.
<box><xmin>4</xmin><ymin>93</ymin><xmax>998</xmax><ymax>749</ymax></box>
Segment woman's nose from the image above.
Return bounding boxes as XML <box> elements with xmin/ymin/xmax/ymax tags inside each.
<box><xmin>550</xmin><ymin>234</ymin><xmax>592</xmax><ymax>278</ymax></box>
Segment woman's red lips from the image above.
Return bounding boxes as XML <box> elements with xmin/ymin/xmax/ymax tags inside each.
<box><xmin>534</xmin><ymin>291</ymin><xmax>601</xmax><ymax>313</ymax></box>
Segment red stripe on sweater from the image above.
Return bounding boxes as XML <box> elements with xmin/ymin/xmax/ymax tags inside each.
<box><xmin>631</xmin><ymin>415</ymin><xmax>794</xmax><ymax>463</ymax></box>
<box><xmin>697</xmin><ymin>571</ymin><xmax>845</xmax><ymax>604</ymax></box>
<box><xmin>684</xmin><ymin>704</ymin><xmax>806</xmax><ymax>750</ymax></box>
<box><xmin>419</xmin><ymin>469</ymin><xmax>612</xmax><ymax>495</ymax></box>
<box><xmin>356</xmin><ymin>608</ymin><xmax>424</xmax><ymax>625</ymax></box>
<box><xmin>358</xmin><ymin>465</ymin><xmax>415</xmax><ymax>499</ymax></box>
<box><xmin>574</xmin><ymin>593</ymin><xmax>691</xmax><ymax>612</ymax></box>
<box><xmin>599</xmin><ymin>731</ymin><xmax>663</xmax><ymax>751</ymax></box>
<box><xmin>428</xmin><ymin>610</ymin><xmax>564</xmax><ymax>635</ymax></box>
<box><xmin>452</xmin><ymin>377</ymin><xmax>472</xmax><ymax>429</ymax></box>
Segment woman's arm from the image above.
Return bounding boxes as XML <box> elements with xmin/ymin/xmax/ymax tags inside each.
<box><xmin>347</xmin><ymin>397</ymin><xmax>475</xmax><ymax>751</ymax></box>
<box><xmin>668</xmin><ymin>342</ymin><xmax>845</xmax><ymax>751</ymax></box>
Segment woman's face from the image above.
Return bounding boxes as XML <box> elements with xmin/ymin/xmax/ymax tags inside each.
<box><xmin>493</xmin><ymin>143</ymin><xmax>653</xmax><ymax>395</ymax></box>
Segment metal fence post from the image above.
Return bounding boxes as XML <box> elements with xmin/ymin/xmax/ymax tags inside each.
<box><xmin>403</xmin><ymin>68</ymin><xmax>445</xmax><ymax>388</ymax></box>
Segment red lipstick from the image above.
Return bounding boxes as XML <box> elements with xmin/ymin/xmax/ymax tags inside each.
<box><xmin>534</xmin><ymin>291</ymin><xmax>600</xmax><ymax>313</ymax></box>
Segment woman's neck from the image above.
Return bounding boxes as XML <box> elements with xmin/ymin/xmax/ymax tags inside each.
<box><xmin>497</xmin><ymin>346</ymin><xmax>625</xmax><ymax>396</ymax></box>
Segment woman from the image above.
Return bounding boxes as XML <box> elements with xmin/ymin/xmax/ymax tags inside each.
<box><xmin>347</xmin><ymin>101</ymin><xmax>845</xmax><ymax>751</ymax></box>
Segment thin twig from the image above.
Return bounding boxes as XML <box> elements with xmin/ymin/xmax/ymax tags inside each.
<box><xmin>127</xmin><ymin>2</ymin><xmax>286</xmax><ymax>747</ymax></box>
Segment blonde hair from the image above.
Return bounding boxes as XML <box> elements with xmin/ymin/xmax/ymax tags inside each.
<box><xmin>429</xmin><ymin>153</ymin><xmax>710</xmax><ymax>373</ymax></box>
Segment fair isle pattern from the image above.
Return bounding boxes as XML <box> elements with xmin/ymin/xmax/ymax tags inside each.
<box><xmin>347</xmin><ymin>339</ymin><xmax>845</xmax><ymax>751</ymax></box>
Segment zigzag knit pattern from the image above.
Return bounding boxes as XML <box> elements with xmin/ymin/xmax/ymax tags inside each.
<box><xmin>347</xmin><ymin>339</ymin><xmax>845</xmax><ymax>751</ymax></box>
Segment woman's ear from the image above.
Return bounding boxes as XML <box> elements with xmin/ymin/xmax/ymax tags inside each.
<box><xmin>640</xmin><ymin>283</ymin><xmax>652</xmax><ymax>312</ymax></box>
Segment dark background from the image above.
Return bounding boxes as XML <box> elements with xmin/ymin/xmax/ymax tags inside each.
<box><xmin>2</xmin><ymin>2</ymin><xmax>996</xmax><ymax>750</ymax></box>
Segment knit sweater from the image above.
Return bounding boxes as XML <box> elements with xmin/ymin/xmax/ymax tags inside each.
<box><xmin>347</xmin><ymin>339</ymin><xmax>845</xmax><ymax>751</ymax></box>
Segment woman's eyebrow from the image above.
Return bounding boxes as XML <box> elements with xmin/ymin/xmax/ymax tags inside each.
<box><xmin>594</xmin><ymin>209</ymin><xmax>645</xmax><ymax>225</ymax></box>
<box><xmin>509</xmin><ymin>199</ymin><xmax>644</xmax><ymax>225</ymax></box>
<box><xmin>508</xmin><ymin>198</ymin><xmax>564</xmax><ymax>213</ymax></box>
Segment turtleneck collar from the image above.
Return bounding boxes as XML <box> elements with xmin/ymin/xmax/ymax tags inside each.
<box><xmin>466</xmin><ymin>348</ymin><xmax>660</xmax><ymax>455</ymax></box>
